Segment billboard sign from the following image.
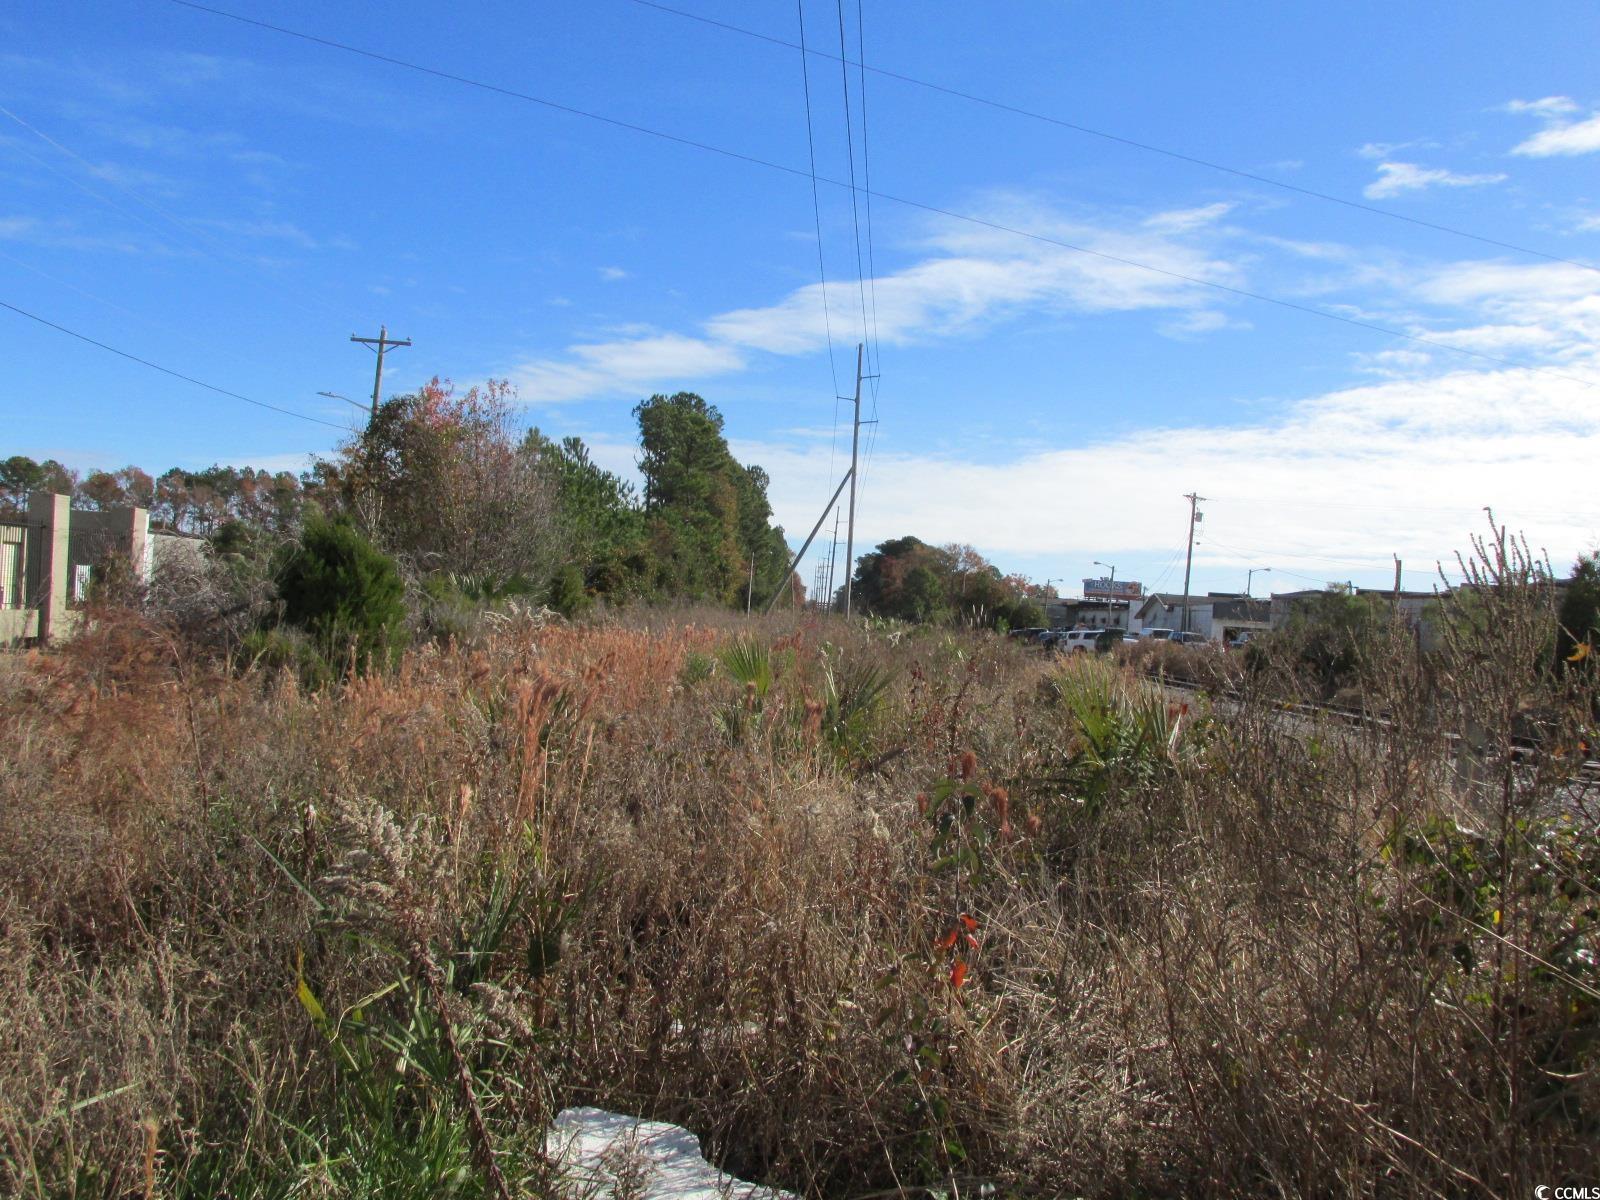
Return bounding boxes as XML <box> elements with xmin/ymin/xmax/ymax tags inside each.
<box><xmin>1083</xmin><ymin>578</ymin><xmax>1143</xmax><ymax>600</ymax></box>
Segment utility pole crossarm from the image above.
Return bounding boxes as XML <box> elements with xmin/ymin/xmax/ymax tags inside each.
<box><xmin>350</xmin><ymin>324</ymin><xmax>412</xmax><ymax>423</ymax></box>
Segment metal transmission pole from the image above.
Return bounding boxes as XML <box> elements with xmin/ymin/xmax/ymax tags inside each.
<box><xmin>765</xmin><ymin>344</ymin><xmax>874</xmax><ymax>616</ymax></box>
<box><xmin>825</xmin><ymin>505</ymin><xmax>841</xmax><ymax>610</ymax></box>
<box><xmin>844</xmin><ymin>344</ymin><xmax>864</xmax><ymax>619</ymax></box>
<box><xmin>350</xmin><ymin>325</ymin><xmax>412</xmax><ymax>422</ymax></box>
<box><xmin>1180</xmin><ymin>492</ymin><xmax>1205</xmax><ymax>634</ymax></box>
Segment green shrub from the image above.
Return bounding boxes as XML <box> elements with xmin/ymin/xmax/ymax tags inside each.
<box><xmin>277</xmin><ymin>514</ymin><xmax>407</xmax><ymax>673</ymax></box>
<box><xmin>545</xmin><ymin>564</ymin><xmax>591</xmax><ymax>618</ymax></box>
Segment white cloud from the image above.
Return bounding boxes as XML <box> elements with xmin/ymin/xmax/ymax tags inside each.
<box><xmin>744</xmin><ymin>258</ymin><xmax>1600</xmax><ymax>579</ymax></box>
<box><xmin>514</xmin><ymin>333</ymin><xmax>745</xmax><ymax>403</ymax></box>
<box><xmin>1577</xmin><ymin>213</ymin><xmax>1600</xmax><ymax>232</ymax></box>
<box><xmin>511</xmin><ymin>200</ymin><xmax>1243</xmax><ymax>402</ymax></box>
<box><xmin>1358</xmin><ymin>141</ymin><xmax>1415</xmax><ymax>160</ymax></box>
<box><xmin>750</xmin><ymin>358</ymin><xmax>1600</xmax><ymax>577</ymax></box>
<box><xmin>1507</xmin><ymin>97</ymin><xmax>1600</xmax><ymax>157</ymax></box>
<box><xmin>1504</xmin><ymin>96</ymin><xmax>1580</xmax><ymax>118</ymax></box>
<box><xmin>1142</xmin><ymin>202</ymin><xmax>1235</xmax><ymax>233</ymax></box>
<box><xmin>1158</xmin><ymin>309</ymin><xmax>1249</xmax><ymax>339</ymax></box>
<box><xmin>1514</xmin><ymin>113</ymin><xmax>1600</xmax><ymax>157</ymax></box>
<box><xmin>598</xmin><ymin>266</ymin><xmax>629</xmax><ymax>281</ymax></box>
<box><xmin>1363</xmin><ymin>161</ymin><xmax>1507</xmax><ymax>199</ymax></box>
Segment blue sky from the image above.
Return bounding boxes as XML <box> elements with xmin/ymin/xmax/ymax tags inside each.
<box><xmin>5</xmin><ymin>1</ymin><xmax>1600</xmax><ymax>598</ymax></box>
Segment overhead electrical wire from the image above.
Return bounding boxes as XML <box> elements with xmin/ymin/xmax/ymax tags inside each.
<box><xmin>617</xmin><ymin>0</ymin><xmax>1600</xmax><ymax>277</ymax></box>
<box><xmin>1210</xmin><ymin>493</ymin><xmax>1600</xmax><ymax>525</ymax></box>
<box><xmin>854</xmin><ymin>0</ymin><xmax>883</xmax><ymax>381</ymax></box>
<box><xmin>833</xmin><ymin>0</ymin><xmax>872</xmax><ymax>366</ymax></box>
<box><xmin>0</xmin><ymin>104</ymin><xmax>351</xmax><ymax>325</ymax></box>
<box><xmin>164</xmin><ymin>0</ymin><xmax>1600</xmax><ymax>392</ymax></box>
<box><xmin>793</xmin><ymin>0</ymin><xmax>843</xmax><ymax>497</ymax></box>
<box><xmin>0</xmin><ymin>300</ymin><xmax>349</xmax><ymax>430</ymax></box>
<box><xmin>851</xmin><ymin>0</ymin><xmax>883</xmax><ymax>514</ymax></box>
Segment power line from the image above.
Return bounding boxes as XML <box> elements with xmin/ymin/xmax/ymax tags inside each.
<box><xmin>852</xmin><ymin>0</ymin><xmax>882</xmax><ymax>516</ymax></box>
<box><xmin>833</xmin><ymin>0</ymin><xmax>872</xmax><ymax>362</ymax></box>
<box><xmin>617</xmin><ymin>0</ymin><xmax>1600</xmax><ymax>277</ymax></box>
<box><xmin>1209</xmin><ymin>493</ymin><xmax>1600</xmax><ymax>524</ymax></box>
<box><xmin>794</xmin><ymin>0</ymin><xmax>842</xmax><ymax>490</ymax></box>
<box><xmin>0</xmin><ymin>103</ymin><xmax>350</xmax><ymax>324</ymax></box>
<box><xmin>165</xmin><ymin>0</ymin><xmax>1600</xmax><ymax>391</ymax></box>
<box><xmin>854</xmin><ymin>0</ymin><xmax>882</xmax><ymax>380</ymax></box>
<box><xmin>1199</xmin><ymin>535</ymin><xmax>1391</xmax><ymax>574</ymax></box>
<box><xmin>0</xmin><ymin>300</ymin><xmax>348</xmax><ymax>430</ymax></box>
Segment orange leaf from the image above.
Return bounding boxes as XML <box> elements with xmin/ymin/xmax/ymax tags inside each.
<box><xmin>949</xmin><ymin>960</ymin><xmax>969</xmax><ymax>989</ymax></box>
<box><xmin>1568</xmin><ymin>642</ymin><xmax>1591</xmax><ymax>663</ymax></box>
<box><xmin>933</xmin><ymin>929</ymin><xmax>958</xmax><ymax>953</ymax></box>
<box><xmin>958</xmin><ymin>913</ymin><xmax>978</xmax><ymax>933</ymax></box>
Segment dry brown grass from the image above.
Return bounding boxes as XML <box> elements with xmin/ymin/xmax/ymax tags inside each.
<box><xmin>1</xmin><ymin>553</ymin><xmax>1596</xmax><ymax>1198</ymax></box>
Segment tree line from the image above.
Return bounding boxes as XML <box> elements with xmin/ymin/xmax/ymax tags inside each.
<box><xmin>5</xmin><ymin>378</ymin><xmax>1062</xmax><ymax>652</ymax></box>
<box><xmin>3</xmin><ymin>380</ymin><xmax>803</xmax><ymax>620</ymax></box>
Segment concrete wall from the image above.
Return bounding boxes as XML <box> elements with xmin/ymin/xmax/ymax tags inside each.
<box><xmin>2</xmin><ymin>494</ymin><xmax>157</xmax><ymax>645</ymax></box>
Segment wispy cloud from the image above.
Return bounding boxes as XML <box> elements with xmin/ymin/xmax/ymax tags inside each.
<box><xmin>511</xmin><ymin>198</ymin><xmax>1244</xmax><ymax>403</ymax></box>
<box><xmin>1142</xmin><ymin>202</ymin><xmax>1235</xmax><ymax>233</ymax></box>
<box><xmin>1504</xmin><ymin>96</ymin><xmax>1581</xmax><ymax>118</ymax></box>
<box><xmin>598</xmin><ymin>265</ymin><xmax>629</xmax><ymax>281</ymax></box>
<box><xmin>515</xmin><ymin>334</ymin><xmax>746</xmax><ymax>403</ymax></box>
<box><xmin>1363</xmin><ymin>161</ymin><xmax>1506</xmax><ymax>199</ymax></box>
<box><xmin>1507</xmin><ymin>96</ymin><xmax>1600</xmax><ymax>157</ymax></box>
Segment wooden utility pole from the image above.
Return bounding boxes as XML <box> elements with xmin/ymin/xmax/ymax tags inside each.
<box><xmin>746</xmin><ymin>556</ymin><xmax>755</xmax><ymax>616</ymax></box>
<box><xmin>1180</xmin><ymin>492</ymin><xmax>1205</xmax><ymax>634</ymax></box>
<box><xmin>350</xmin><ymin>325</ymin><xmax>412</xmax><ymax>422</ymax></box>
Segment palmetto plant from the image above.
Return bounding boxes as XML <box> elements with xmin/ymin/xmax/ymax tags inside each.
<box><xmin>716</xmin><ymin>636</ymin><xmax>772</xmax><ymax>700</ymax></box>
<box><xmin>818</xmin><ymin>648</ymin><xmax>897</xmax><ymax>759</ymax></box>
<box><xmin>1049</xmin><ymin>657</ymin><xmax>1184</xmax><ymax>815</ymax></box>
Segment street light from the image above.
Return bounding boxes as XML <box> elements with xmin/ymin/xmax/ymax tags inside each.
<box><xmin>318</xmin><ymin>390</ymin><xmax>367</xmax><ymax>412</ymax></box>
<box><xmin>1246</xmin><ymin>566</ymin><xmax>1272</xmax><ymax>597</ymax></box>
<box><xmin>1093</xmin><ymin>560</ymin><xmax>1117</xmax><ymax>629</ymax></box>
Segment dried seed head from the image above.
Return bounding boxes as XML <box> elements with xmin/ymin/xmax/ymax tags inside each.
<box><xmin>960</xmin><ymin>750</ymin><xmax>978</xmax><ymax>781</ymax></box>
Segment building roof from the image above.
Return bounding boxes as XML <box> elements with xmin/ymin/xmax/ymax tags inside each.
<box><xmin>1211</xmin><ymin>598</ymin><xmax>1272</xmax><ymax>621</ymax></box>
<box><xmin>1137</xmin><ymin>592</ymin><xmax>1220</xmax><ymax>612</ymax></box>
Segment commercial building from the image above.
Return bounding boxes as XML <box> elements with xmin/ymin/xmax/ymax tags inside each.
<box><xmin>1</xmin><ymin>492</ymin><xmax>202</xmax><ymax>644</ymax></box>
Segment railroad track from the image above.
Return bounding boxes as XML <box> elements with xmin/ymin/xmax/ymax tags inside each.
<box><xmin>1136</xmin><ymin>668</ymin><xmax>1600</xmax><ymax>781</ymax></box>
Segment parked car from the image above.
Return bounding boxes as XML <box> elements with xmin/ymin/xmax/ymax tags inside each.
<box><xmin>1169</xmin><ymin>631</ymin><xmax>1208</xmax><ymax>646</ymax></box>
<box><xmin>1227</xmin><ymin>631</ymin><xmax>1255</xmax><ymax>650</ymax></box>
<box><xmin>1142</xmin><ymin>628</ymin><xmax>1176</xmax><ymax>641</ymax></box>
<box><xmin>1056</xmin><ymin>628</ymin><xmax>1105</xmax><ymax>653</ymax></box>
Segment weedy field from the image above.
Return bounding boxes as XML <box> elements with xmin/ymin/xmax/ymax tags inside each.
<box><xmin>1</xmin><ymin>537</ymin><xmax>1596</xmax><ymax>1199</ymax></box>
